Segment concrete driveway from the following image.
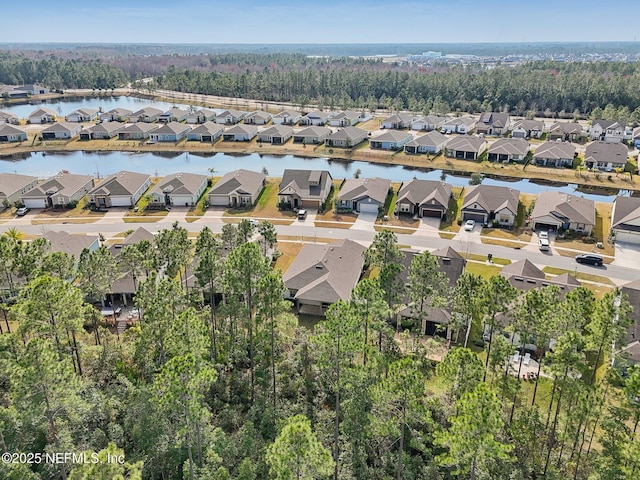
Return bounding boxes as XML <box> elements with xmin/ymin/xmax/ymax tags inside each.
<box><xmin>613</xmin><ymin>242</ymin><xmax>640</xmax><ymax>269</ymax></box>
<box><xmin>351</xmin><ymin>211</ymin><xmax>377</xmax><ymax>231</ymax></box>
<box><xmin>417</xmin><ymin>216</ymin><xmax>441</xmax><ymax>236</ymax></box>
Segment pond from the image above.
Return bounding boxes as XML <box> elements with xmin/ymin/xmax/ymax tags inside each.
<box><xmin>0</xmin><ymin>151</ymin><xmax>628</xmax><ymax>202</ymax></box>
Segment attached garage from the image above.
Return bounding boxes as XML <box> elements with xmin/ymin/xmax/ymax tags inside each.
<box><xmin>209</xmin><ymin>195</ymin><xmax>230</xmax><ymax>206</ymax></box>
<box><xmin>613</xmin><ymin>230</ymin><xmax>640</xmax><ymax>244</ymax></box>
<box><xmin>420</xmin><ymin>208</ymin><xmax>443</xmax><ymax>218</ymax></box>
<box><xmin>358</xmin><ymin>201</ymin><xmax>379</xmax><ymax>214</ymax></box>
<box><xmin>462</xmin><ymin>212</ymin><xmax>487</xmax><ymax>223</ymax></box>
<box><xmin>23</xmin><ymin>198</ymin><xmax>47</xmax><ymax>209</ymax></box>
<box><xmin>532</xmin><ymin>221</ymin><xmax>559</xmax><ymax>231</ymax></box>
<box><xmin>301</xmin><ymin>199</ymin><xmax>321</xmax><ymax>209</ymax></box>
<box><xmin>110</xmin><ymin>197</ymin><xmax>134</xmax><ymax>207</ymax></box>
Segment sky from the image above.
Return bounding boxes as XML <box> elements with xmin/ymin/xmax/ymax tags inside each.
<box><xmin>1</xmin><ymin>0</ymin><xmax>639</xmax><ymax>44</ymax></box>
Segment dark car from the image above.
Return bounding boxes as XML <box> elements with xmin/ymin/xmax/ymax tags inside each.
<box><xmin>575</xmin><ymin>254</ymin><xmax>603</xmax><ymax>266</ymax></box>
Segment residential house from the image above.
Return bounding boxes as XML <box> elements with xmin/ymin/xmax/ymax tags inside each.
<box><xmin>589</xmin><ymin>120</ymin><xmax>627</xmax><ymax>143</ymax></box>
<box><xmin>445</xmin><ymin>136</ymin><xmax>487</xmax><ymax>160</ymax></box>
<box><xmin>273</xmin><ymin>110</ymin><xmax>302</xmax><ymax>125</ymax></box>
<box><xmin>381</xmin><ymin>113</ymin><xmax>415</xmax><ymax>130</ymax></box>
<box><xmin>325</xmin><ymin>126</ymin><xmax>368</xmax><ymax>148</ymax></box>
<box><xmin>0</xmin><ymin>123</ymin><xmax>28</xmax><ymax>142</ymax></box>
<box><xmin>501</xmin><ymin>259</ymin><xmax>581</xmax><ymax>293</ymax></box>
<box><xmin>511</xmin><ymin>119</ymin><xmax>544</xmax><ymax>139</ymax></box>
<box><xmin>283</xmin><ymin>239</ymin><xmax>365</xmax><ymax>314</ymax></box>
<box><xmin>404</xmin><ymin>131</ymin><xmax>449</xmax><ymax>154</ymax></box>
<box><xmin>129</xmin><ymin>107</ymin><xmax>163</xmax><ymax>123</ymax></box>
<box><xmin>215</xmin><ymin>109</ymin><xmax>245</xmax><ymax>125</ymax></box>
<box><xmin>487</xmin><ymin>138</ymin><xmax>529</xmax><ymax>163</ymax></box>
<box><xmin>0</xmin><ymin>173</ymin><xmax>39</xmax><ymax>206</ymax></box>
<box><xmin>611</xmin><ymin>196</ymin><xmax>640</xmax><ymax>244</ymax></box>
<box><xmin>257</xmin><ymin>124</ymin><xmax>293</xmax><ymax>144</ymax></box>
<box><xmin>186</xmin><ymin>122</ymin><xmax>224</xmax><ymax>142</ymax></box>
<box><xmin>158</xmin><ymin>107</ymin><xmax>189</xmax><ymax>123</ymax></box>
<box><xmin>398</xmin><ymin>246</ymin><xmax>465</xmax><ymax>288</ymax></box>
<box><xmin>99</xmin><ymin>108</ymin><xmax>132</xmax><ymax>122</ymax></box>
<box><xmin>278</xmin><ymin>169</ymin><xmax>333</xmax><ymax>209</ymax></box>
<box><xmin>21</xmin><ymin>172</ymin><xmax>94</xmax><ymax>209</ymax></box>
<box><xmin>299</xmin><ymin>110</ymin><xmax>331</xmax><ymax>126</ymax></box>
<box><xmin>329</xmin><ymin>110</ymin><xmax>363</xmax><ymax>127</ymax></box>
<box><xmin>186</xmin><ymin>108</ymin><xmax>216</xmax><ymax>124</ymax></box>
<box><xmin>583</xmin><ymin>141</ymin><xmax>628</xmax><ymax>172</ymax></box>
<box><xmin>66</xmin><ymin>108</ymin><xmax>99</xmax><ymax>123</ymax></box>
<box><xmin>40</xmin><ymin>122</ymin><xmax>82</xmax><ymax>140</ymax></box>
<box><xmin>411</xmin><ymin>115</ymin><xmax>446</xmax><ymax>131</ymax></box>
<box><xmin>476</xmin><ymin>112</ymin><xmax>511</xmax><ymax>136</ymax></box>
<box><xmin>28</xmin><ymin>107</ymin><xmax>56</xmax><ymax>124</ymax></box>
<box><xmin>369</xmin><ymin>130</ymin><xmax>413</xmax><ymax>150</ymax></box>
<box><xmin>396</xmin><ymin>179</ymin><xmax>452</xmax><ymax>218</ymax></box>
<box><xmin>117</xmin><ymin>123</ymin><xmax>159</xmax><ymax>140</ymax></box>
<box><xmin>15</xmin><ymin>84</ymin><xmax>49</xmax><ymax>96</ymax></box>
<box><xmin>548</xmin><ymin>122</ymin><xmax>584</xmax><ymax>142</ymax></box>
<box><xmin>620</xmin><ymin>279</ymin><xmax>640</xmax><ymax>364</ymax></box>
<box><xmin>292</xmin><ymin>126</ymin><xmax>331</xmax><ymax>144</ymax></box>
<box><xmin>88</xmin><ymin>171</ymin><xmax>152</xmax><ymax>208</ymax></box>
<box><xmin>0</xmin><ymin>111</ymin><xmax>19</xmax><ymax>124</ymax></box>
<box><xmin>208</xmin><ymin>169</ymin><xmax>266</xmax><ymax>207</ymax></box>
<box><xmin>244</xmin><ymin>110</ymin><xmax>272</xmax><ymax>125</ymax></box>
<box><xmin>530</xmin><ymin>191</ymin><xmax>595</xmax><ymax>234</ymax></box>
<box><xmin>108</xmin><ymin>227</ymin><xmax>155</xmax><ymax>304</ymax></box>
<box><xmin>633</xmin><ymin>126</ymin><xmax>640</xmax><ymax>149</ymax></box>
<box><xmin>440</xmin><ymin>116</ymin><xmax>477</xmax><ymax>134</ymax></box>
<box><xmin>461</xmin><ymin>185</ymin><xmax>520</xmax><ymax>226</ymax></box>
<box><xmin>532</xmin><ymin>141</ymin><xmax>576</xmax><ymax>167</ymax></box>
<box><xmin>149</xmin><ymin>172</ymin><xmax>208</xmax><ymax>207</ymax></box>
<box><xmin>149</xmin><ymin>122</ymin><xmax>191</xmax><ymax>142</ymax></box>
<box><xmin>79</xmin><ymin>122</ymin><xmax>122</xmax><ymax>140</ymax></box>
<box><xmin>222</xmin><ymin>124</ymin><xmax>258</xmax><ymax>142</ymax></box>
<box><xmin>44</xmin><ymin>231</ymin><xmax>100</xmax><ymax>259</ymax></box>
<box><xmin>336</xmin><ymin>177</ymin><xmax>390</xmax><ymax>214</ymax></box>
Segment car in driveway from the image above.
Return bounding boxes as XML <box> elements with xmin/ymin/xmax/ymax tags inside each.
<box><xmin>539</xmin><ymin>231</ymin><xmax>549</xmax><ymax>240</ymax></box>
<box><xmin>297</xmin><ymin>209</ymin><xmax>308</xmax><ymax>220</ymax></box>
<box><xmin>16</xmin><ymin>207</ymin><xmax>30</xmax><ymax>216</ymax></box>
<box><xmin>575</xmin><ymin>254</ymin><xmax>603</xmax><ymax>266</ymax></box>
<box><xmin>464</xmin><ymin>219</ymin><xmax>475</xmax><ymax>231</ymax></box>
<box><xmin>539</xmin><ymin>238</ymin><xmax>550</xmax><ymax>251</ymax></box>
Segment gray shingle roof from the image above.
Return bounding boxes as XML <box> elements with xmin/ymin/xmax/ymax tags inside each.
<box><xmin>612</xmin><ymin>196</ymin><xmax>640</xmax><ymax>229</ymax></box>
<box><xmin>151</xmin><ymin>172</ymin><xmax>207</xmax><ymax>196</ymax></box>
<box><xmin>43</xmin><ymin>231</ymin><xmax>99</xmax><ymax>258</ymax></box>
<box><xmin>84</xmin><ymin>121</ymin><xmax>122</xmax><ymax>135</ymax></box>
<box><xmin>41</xmin><ymin>121</ymin><xmax>79</xmax><ymax>134</ymax></box>
<box><xmin>530</xmin><ymin>191</ymin><xmax>595</xmax><ymax>226</ymax></box>
<box><xmin>260</xmin><ymin>124</ymin><xmax>293</xmax><ymax>136</ymax></box>
<box><xmin>294</xmin><ymin>126</ymin><xmax>331</xmax><ymax>137</ymax></box>
<box><xmin>0</xmin><ymin>123</ymin><xmax>27</xmax><ymax>136</ymax></box>
<box><xmin>405</xmin><ymin>130</ymin><xmax>448</xmax><ymax>148</ymax></box>
<box><xmin>338</xmin><ymin>177</ymin><xmax>390</xmax><ymax>204</ymax></box>
<box><xmin>119</xmin><ymin>123</ymin><xmax>159</xmax><ymax>134</ymax></box>
<box><xmin>326</xmin><ymin>126</ymin><xmax>367</xmax><ymax>142</ymax></box>
<box><xmin>152</xmin><ymin>122</ymin><xmax>191</xmax><ymax>135</ymax></box>
<box><xmin>512</xmin><ymin>119</ymin><xmax>544</xmax><ymax>131</ymax></box>
<box><xmin>0</xmin><ymin>173</ymin><xmax>38</xmax><ymax>198</ymax></box>
<box><xmin>549</xmin><ymin>122</ymin><xmax>583</xmax><ymax>135</ymax></box>
<box><xmin>462</xmin><ymin>185</ymin><xmax>520</xmax><ymax>215</ymax></box>
<box><xmin>225</xmin><ymin>124</ymin><xmax>256</xmax><ymax>135</ymax></box>
<box><xmin>372</xmin><ymin>130</ymin><xmax>413</xmax><ymax>143</ymax></box>
<box><xmin>397</xmin><ymin>179</ymin><xmax>452</xmax><ymax>209</ymax></box>
<box><xmin>279</xmin><ymin>169</ymin><xmax>332</xmax><ymax>200</ymax></box>
<box><xmin>88</xmin><ymin>171</ymin><xmax>150</xmax><ymax>197</ymax></box>
<box><xmin>488</xmin><ymin>138</ymin><xmax>529</xmax><ymax>156</ymax></box>
<box><xmin>478</xmin><ymin>112</ymin><xmax>510</xmax><ymax>128</ymax></box>
<box><xmin>22</xmin><ymin>172</ymin><xmax>93</xmax><ymax>199</ymax></box>
<box><xmin>189</xmin><ymin>121</ymin><xmax>224</xmax><ymax>135</ymax></box>
<box><xmin>446</xmin><ymin>135</ymin><xmax>486</xmax><ymax>153</ymax></box>
<box><xmin>533</xmin><ymin>141</ymin><xmax>576</xmax><ymax>160</ymax></box>
<box><xmin>584</xmin><ymin>141</ymin><xmax>628</xmax><ymax>165</ymax></box>
<box><xmin>210</xmin><ymin>169</ymin><xmax>266</xmax><ymax>196</ymax></box>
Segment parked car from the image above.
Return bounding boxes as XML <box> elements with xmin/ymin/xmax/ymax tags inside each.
<box><xmin>297</xmin><ymin>209</ymin><xmax>308</xmax><ymax>220</ymax></box>
<box><xmin>249</xmin><ymin>218</ymin><xmax>260</xmax><ymax>227</ymax></box>
<box><xmin>539</xmin><ymin>238</ymin><xmax>550</xmax><ymax>251</ymax></box>
<box><xmin>539</xmin><ymin>231</ymin><xmax>549</xmax><ymax>240</ymax></box>
<box><xmin>575</xmin><ymin>254</ymin><xmax>603</xmax><ymax>266</ymax></box>
<box><xmin>464</xmin><ymin>219</ymin><xmax>475</xmax><ymax>231</ymax></box>
<box><xmin>16</xmin><ymin>207</ymin><xmax>30</xmax><ymax>216</ymax></box>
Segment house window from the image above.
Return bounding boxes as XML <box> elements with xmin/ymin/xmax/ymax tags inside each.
<box><xmin>399</xmin><ymin>204</ymin><xmax>411</xmax><ymax>213</ymax></box>
<box><xmin>499</xmin><ymin>214</ymin><xmax>510</xmax><ymax>223</ymax></box>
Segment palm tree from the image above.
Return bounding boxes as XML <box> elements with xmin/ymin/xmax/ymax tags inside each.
<box><xmin>3</xmin><ymin>227</ymin><xmax>24</xmax><ymax>243</ymax></box>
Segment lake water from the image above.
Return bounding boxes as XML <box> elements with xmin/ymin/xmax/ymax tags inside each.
<box><xmin>0</xmin><ymin>151</ymin><xmax>627</xmax><ymax>202</ymax></box>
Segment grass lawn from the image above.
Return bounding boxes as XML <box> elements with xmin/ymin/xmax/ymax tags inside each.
<box><xmin>594</xmin><ymin>202</ymin><xmax>614</xmax><ymax>256</ymax></box>
<box><xmin>517</xmin><ymin>193</ymin><xmax>537</xmax><ymax>227</ymax></box>
<box><xmin>439</xmin><ymin>232</ymin><xmax>456</xmax><ymax>239</ymax></box>
<box><xmin>223</xmin><ymin>179</ymin><xmax>297</xmax><ymax>220</ymax></box>
<box><xmin>33</xmin><ymin>196</ymin><xmax>105</xmax><ymax>219</ymax></box>
<box><xmin>123</xmin><ymin>217</ymin><xmax>163</xmax><ymax>223</ymax></box>
<box><xmin>465</xmin><ymin>261</ymin><xmax>502</xmax><ymax>279</ymax></box>
<box><xmin>315</xmin><ymin>180</ymin><xmax>358</xmax><ymax>223</ymax></box>
<box><xmin>481</xmin><ymin>227</ymin><xmax>532</xmax><ymax>242</ymax></box>
<box><xmin>542</xmin><ymin>266</ymin><xmax>615</xmax><ymax>285</ymax></box>
<box><xmin>31</xmin><ymin>218</ymin><xmax>99</xmax><ymax>225</ymax></box>
<box><xmin>553</xmin><ymin>243</ymin><xmax>613</xmax><ymax>263</ymax></box>
<box><xmin>273</xmin><ymin>241</ymin><xmax>303</xmax><ymax>274</ymax></box>
<box><xmin>373</xmin><ymin>225</ymin><xmax>416</xmax><ymax>234</ymax></box>
<box><xmin>187</xmin><ymin>184</ymin><xmax>214</xmax><ymax>217</ymax></box>
<box><xmin>314</xmin><ymin>221</ymin><xmax>353</xmax><ymax>229</ymax></box>
<box><xmin>481</xmin><ymin>237</ymin><xmax>529</xmax><ymax>249</ymax></box>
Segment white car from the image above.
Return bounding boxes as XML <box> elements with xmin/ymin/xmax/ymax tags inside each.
<box><xmin>539</xmin><ymin>231</ymin><xmax>549</xmax><ymax>240</ymax></box>
<box><xmin>539</xmin><ymin>238</ymin><xmax>550</xmax><ymax>251</ymax></box>
<box><xmin>464</xmin><ymin>219</ymin><xmax>475</xmax><ymax>231</ymax></box>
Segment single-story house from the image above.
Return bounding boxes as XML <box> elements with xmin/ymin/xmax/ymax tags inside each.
<box><xmin>208</xmin><ymin>169</ymin><xmax>266</xmax><ymax>207</ymax></box>
<box><xmin>476</xmin><ymin>112</ymin><xmax>511</xmax><ymax>136</ymax></box>
<box><xmin>0</xmin><ymin>173</ymin><xmax>39</xmax><ymax>206</ymax></box>
<box><xmin>21</xmin><ymin>172</ymin><xmax>94</xmax><ymax>209</ymax></box>
<box><xmin>487</xmin><ymin>138</ymin><xmax>530</xmax><ymax>163</ymax></box>
<box><xmin>149</xmin><ymin>172</ymin><xmax>208</xmax><ymax>207</ymax></box>
<box><xmin>620</xmin><ymin>279</ymin><xmax>640</xmax><ymax>364</ymax></box>
<box><xmin>278</xmin><ymin>169</ymin><xmax>333</xmax><ymax>209</ymax></box>
<box><xmin>299</xmin><ymin>111</ymin><xmax>331</xmax><ymax>126</ymax></box>
<box><xmin>611</xmin><ymin>196</ymin><xmax>640</xmax><ymax>244</ymax></box>
<box><xmin>15</xmin><ymin>84</ymin><xmax>49</xmax><ymax>96</ymax></box>
<box><xmin>411</xmin><ymin>115</ymin><xmax>446</xmax><ymax>131</ymax></box>
<box><xmin>396</xmin><ymin>179</ymin><xmax>452</xmax><ymax>218</ymax></box>
<box><xmin>584</xmin><ymin>141</ymin><xmax>628</xmax><ymax>172</ymax></box>
<box><xmin>79</xmin><ymin>121</ymin><xmax>122</xmax><ymax>140</ymax></box>
<box><xmin>461</xmin><ymin>185</ymin><xmax>520</xmax><ymax>226</ymax></box>
<box><xmin>292</xmin><ymin>126</ymin><xmax>331</xmax><ymax>144</ymax></box>
<box><xmin>149</xmin><ymin>122</ymin><xmax>191</xmax><ymax>142</ymax></box>
<box><xmin>66</xmin><ymin>108</ymin><xmax>99</xmax><ymax>123</ymax></box>
<box><xmin>215</xmin><ymin>109</ymin><xmax>245</xmax><ymax>125</ymax></box>
<box><xmin>369</xmin><ymin>130</ymin><xmax>413</xmax><ymax>150</ymax></box>
<box><xmin>283</xmin><ymin>239</ymin><xmax>365</xmax><ymax>315</ymax></box>
<box><xmin>43</xmin><ymin>231</ymin><xmax>100</xmax><ymax>259</ymax></box>
<box><xmin>532</xmin><ymin>141</ymin><xmax>576</xmax><ymax>167</ymax></box>
<box><xmin>40</xmin><ymin>122</ymin><xmax>82</xmax><ymax>140</ymax></box>
<box><xmin>548</xmin><ymin>122</ymin><xmax>584</xmax><ymax>142</ymax></box>
<box><xmin>445</xmin><ymin>136</ymin><xmax>487</xmax><ymax>160</ymax></box>
<box><xmin>28</xmin><ymin>108</ymin><xmax>56</xmax><ymax>124</ymax></box>
<box><xmin>129</xmin><ymin>107</ymin><xmax>163</xmax><ymax>123</ymax></box>
<box><xmin>589</xmin><ymin>120</ymin><xmax>627</xmax><ymax>143</ymax></box>
<box><xmin>0</xmin><ymin>111</ymin><xmax>20</xmax><ymax>124</ymax></box>
<box><xmin>530</xmin><ymin>191</ymin><xmax>595</xmax><ymax>234</ymax></box>
<box><xmin>501</xmin><ymin>259</ymin><xmax>580</xmax><ymax>293</ymax></box>
<box><xmin>337</xmin><ymin>177</ymin><xmax>390</xmax><ymax>214</ymax></box>
<box><xmin>511</xmin><ymin>119</ymin><xmax>544</xmax><ymax>139</ymax></box>
<box><xmin>186</xmin><ymin>108</ymin><xmax>216</xmax><ymax>124</ymax></box>
<box><xmin>186</xmin><ymin>122</ymin><xmax>224</xmax><ymax>142</ymax></box>
<box><xmin>325</xmin><ymin>126</ymin><xmax>368</xmax><ymax>148</ymax></box>
<box><xmin>158</xmin><ymin>107</ymin><xmax>189</xmax><ymax>123</ymax></box>
<box><xmin>257</xmin><ymin>124</ymin><xmax>293</xmax><ymax>144</ymax></box>
<box><xmin>404</xmin><ymin>131</ymin><xmax>449</xmax><ymax>154</ymax></box>
<box><xmin>0</xmin><ymin>123</ymin><xmax>28</xmax><ymax>142</ymax></box>
<box><xmin>88</xmin><ymin>171</ymin><xmax>152</xmax><ymax>208</ymax></box>
<box><xmin>381</xmin><ymin>113</ymin><xmax>416</xmax><ymax>130</ymax></box>
<box><xmin>273</xmin><ymin>110</ymin><xmax>302</xmax><ymax>125</ymax></box>
<box><xmin>329</xmin><ymin>111</ymin><xmax>363</xmax><ymax>127</ymax></box>
<box><xmin>244</xmin><ymin>110</ymin><xmax>272</xmax><ymax>125</ymax></box>
<box><xmin>99</xmin><ymin>108</ymin><xmax>132</xmax><ymax>122</ymax></box>
<box><xmin>117</xmin><ymin>123</ymin><xmax>159</xmax><ymax>140</ymax></box>
<box><xmin>441</xmin><ymin>116</ymin><xmax>477</xmax><ymax>134</ymax></box>
<box><xmin>222</xmin><ymin>124</ymin><xmax>258</xmax><ymax>142</ymax></box>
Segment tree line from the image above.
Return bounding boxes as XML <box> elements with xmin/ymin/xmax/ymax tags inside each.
<box><xmin>0</xmin><ymin>223</ymin><xmax>638</xmax><ymax>479</ymax></box>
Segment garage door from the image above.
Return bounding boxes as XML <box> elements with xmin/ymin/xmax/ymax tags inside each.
<box><xmin>359</xmin><ymin>202</ymin><xmax>379</xmax><ymax>214</ymax></box>
<box><xmin>301</xmin><ymin>199</ymin><xmax>320</xmax><ymax>209</ymax></box>
<box><xmin>462</xmin><ymin>212</ymin><xmax>486</xmax><ymax>223</ymax></box>
<box><xmin>615</xmin><ymin>230</ymin><xmax>640</xmax><ymax>244</ymax></box>
<box><xmin>110</xmin><ymin>197</ymin><xmax>132</xmax><ymax>207</ymax></box>
<box><xmin>420</xmin><ymin>208</ymin><xmax>442</xmax><ymax>218</ymax></box>
<box><xmin>23</xmin><ymin>198</ymin><xmax>46</xmax><ymax>209</ymax></box>
<box><xmin>209</xmin><ymin>195</ymin><xmax>229</xmax><ymax>206</ymax></box>
<box><xmin>533</xmin><ymin>222</ymin><xmax>559</xmax><ymax>231</ymax></box>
